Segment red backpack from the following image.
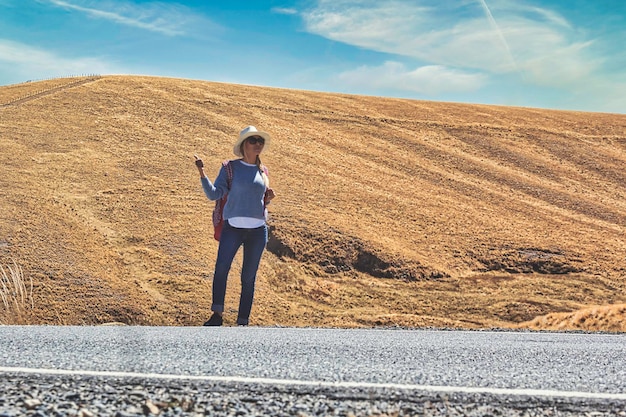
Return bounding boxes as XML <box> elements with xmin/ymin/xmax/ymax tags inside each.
<box><xmin>212</xmin><ymin>161</ymin><xmax>234</xmax><ymax>241</ymax></box>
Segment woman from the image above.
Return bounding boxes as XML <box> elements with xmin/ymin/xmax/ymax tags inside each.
<box><xmin>194</xmin><ymin>125</ymin><xmax>276</xmax><ymax>326</ymax></box>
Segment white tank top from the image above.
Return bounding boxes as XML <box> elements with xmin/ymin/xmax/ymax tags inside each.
<box><xmin>227</xmin><ymin>217</ymin><xmax>266</xmax><ymax>228</ymax></box>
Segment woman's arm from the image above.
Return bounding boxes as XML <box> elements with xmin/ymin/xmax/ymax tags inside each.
<box><xmin>194</xmin><ymin>155</ymin><xmax>228</xmax><ymax>201</ymax></box>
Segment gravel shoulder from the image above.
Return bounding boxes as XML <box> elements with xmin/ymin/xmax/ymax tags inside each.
<box><xmin>2</xmin><ymin>372</ymin><xmax>625</xmax><ymax>417</ymax></box>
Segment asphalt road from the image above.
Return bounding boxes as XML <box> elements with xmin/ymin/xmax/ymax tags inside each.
<box><xmin>1</xmin><ymin>326</ymin><xmax>625</xmax><ymax>416</ymax></box>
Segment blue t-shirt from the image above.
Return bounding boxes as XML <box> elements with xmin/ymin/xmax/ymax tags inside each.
<box><xmin>201</xmin><ymin>160</ymin><xmax>267</xmax><ymax>221</ymax></box>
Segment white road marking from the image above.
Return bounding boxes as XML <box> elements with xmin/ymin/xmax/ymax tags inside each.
<box><xmin>1</xmin><ymin>366</ymin><xmax>625</xmax><ymax>401</ymax></box>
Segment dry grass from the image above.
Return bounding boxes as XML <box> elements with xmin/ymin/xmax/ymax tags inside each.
<box><xmin>0</xmin><ymin>75</ymin><xmax>625</xmax><ymax>330</ymax></box>
<box><xmin>0</xmin><ymin>260</ymin><xmax>33</xmax><ymax>324</ymax></box>
<box><xmin>519</xmin><ymin>304</ymin><xmax>626</xmax><ymax>332</ymax></box>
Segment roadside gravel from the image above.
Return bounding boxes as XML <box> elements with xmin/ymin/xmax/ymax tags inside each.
<box><xmin>1</xmin><ymin>372</ymin><xmax>625</xmax><ymax>417</ymax></box>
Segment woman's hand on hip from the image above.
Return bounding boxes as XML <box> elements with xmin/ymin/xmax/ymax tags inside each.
<box><xmin>265</xmin><ymin>187</ymin><xmax>276</xmax><ymax>202</ymax></box>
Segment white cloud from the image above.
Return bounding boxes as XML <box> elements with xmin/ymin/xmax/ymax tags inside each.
<box><xmin>562</xmin><ymin>74</ymin><xmax>626</xmax><ymax>114</ymax></box>
<box><xmin>302</xmin><ymin>0</ymin><xmax>599</xmax><ymax>87</ymax></box>
<box><xmin>337</xmin><ymin>62</ymin><xmax>486</xmax><ymax>95</ymax></box>
<box><xmin>0</xmin><ymin>39</ymin><xmax>121</xmax><ymax>80</ymax></box>
<box><xmin>44</xmin><ymin>0</ymin><xmax>211</xmax><ymax>36</ymax></box>
<box><xmin>520</xmin><ymin>40</ymin><xmax>600</xmax><ymax>86</ymax></box>
<box><xmin>272</xmin><ymin>7</ymin><xmax>298</xmax><ymax>15</ymax></box>
<box><xmin>304</xmin><ymin>0</ymin><xmax>433</xmax><ymax>54</ymax></box>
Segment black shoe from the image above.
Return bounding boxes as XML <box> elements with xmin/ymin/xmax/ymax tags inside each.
<box><xmin>236</xmin><ymin>317</ymin><xmax>249</xmax><ymax>326</ymax></box>
<box><xmin>203</xmin><ymin>313</ymin><xmax>223</xmax><ymax>326</ymax></box>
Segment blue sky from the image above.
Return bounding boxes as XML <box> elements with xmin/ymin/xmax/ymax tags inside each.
<box><xmin>1</xmin><ymin>0</ymin><xmax>625</xmax><ymax>113</ymax></box>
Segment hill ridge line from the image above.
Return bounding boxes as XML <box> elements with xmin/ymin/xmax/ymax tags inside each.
<box><xmin>0</xmin><ymin>76</ymin><xmax>102</xmax><ymax>108</ymax></box>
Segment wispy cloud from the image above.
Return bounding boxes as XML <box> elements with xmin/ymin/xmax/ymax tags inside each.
<box><xmin>303</xmin><ymin>0</ymin><xmax>596</xmax><ymax>76</ymax></box>
<box><xmin>301</xmin><ymin>0</ymin><xmax>608</xmax><ymax>99</ymax></box>
<box><xmin>272</xmin><ymin>7</ymin><xmax>298</xmax><ymax>15</ymax></box>
<box><xmin>303</xmin><ymin>0</ymin><xmax>433</xmax><ymax>56</ymax></box>
<box><xmin>337</xmin><ymin>62</ymin><xmax>486</xmax><ymax>95</ymax></box>
<box><xmin>0</xmin><ymin>39</ymin><xmax>121</xmax><ymax>81</ymax></box>
<box><xmin>44</xmin><ymin>0</ymin><xmax>211</xmax><ymax>36</ymax></box>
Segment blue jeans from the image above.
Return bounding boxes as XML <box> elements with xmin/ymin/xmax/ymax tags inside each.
<box><xmin>211</xmin><ymin>222</ymin><xmax>268</xmax><ymax>325</ymax></box>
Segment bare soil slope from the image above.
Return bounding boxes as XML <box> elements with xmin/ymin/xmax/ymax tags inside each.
<box><xmin>1</xmin><ymin>75</ymin><xmax>625</xmax><ymax>330</ymax></box>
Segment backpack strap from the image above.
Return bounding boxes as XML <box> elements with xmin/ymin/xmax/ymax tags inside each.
<box><xmin>223</xmin><ymin>160</ymin><xmax>234</xmax><ymax>190</ymax></box>
<box><xmin>212</xmin><ymin>161</ymin><xmax>234</xmax><ymax>241</ymax></box>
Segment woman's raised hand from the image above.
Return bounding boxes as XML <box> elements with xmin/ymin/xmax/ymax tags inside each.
<box><xmin>194</xmin><ymin>154</ymin><xmax>204</xmax><ymax>168</ymax></box>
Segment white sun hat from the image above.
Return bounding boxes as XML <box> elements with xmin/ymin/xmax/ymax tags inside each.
<box><xmin>233</xmin><ymin>125</ymin><xmax>271</xmax><ymax>157</ymax></box>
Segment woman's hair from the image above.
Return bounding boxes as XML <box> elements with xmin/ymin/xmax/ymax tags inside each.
<box><xmin>240</xmin><ymin>142</ymin><xmax>269</xmax><ymax>187</ymax></box>
<box><xmin>256</xmin><ymin>155</ymin><xmax>269</xmax><ymax>187</ymax></box>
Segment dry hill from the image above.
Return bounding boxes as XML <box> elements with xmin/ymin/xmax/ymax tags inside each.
<box><xmin>1</xmin><ymin>75</ymin><xmax>625</xmax><ymax>330</ymax></box>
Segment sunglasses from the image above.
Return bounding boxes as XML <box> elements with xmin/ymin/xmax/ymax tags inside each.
<box><xmin>247</xmin><ymin>136</ymin><xmax>265</xmax><ymax>145</ymax></box>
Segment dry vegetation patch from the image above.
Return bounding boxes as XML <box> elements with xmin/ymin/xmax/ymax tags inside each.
<box><xmin>0</xmin><ymin>260</ymin><xmax>33</xmax><ymax>324</ymax></box>
<box><xmin>1</xmin><ymin>75</ymin><xmax>625</xmax><ymax>330</ymax></box>
<box><xmin>519</xmin><ymin>304</ymin><xmax>626</xmax><ymax>332</ymax></box>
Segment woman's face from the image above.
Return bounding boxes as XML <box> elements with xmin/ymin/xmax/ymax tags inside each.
<box><xmin>243</xmin><ymin>135</ymin><xmax>265</xmax><ymax>158</ymax></box>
